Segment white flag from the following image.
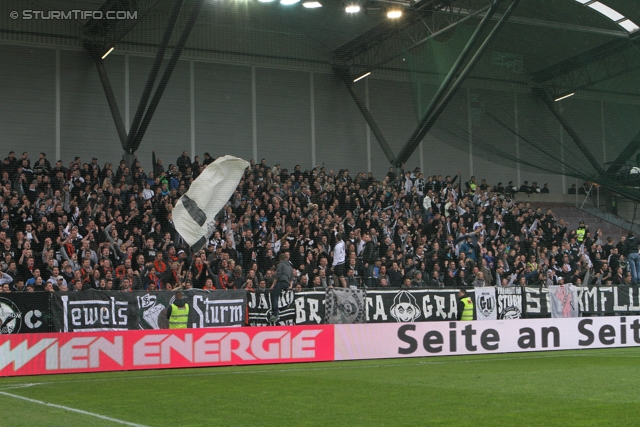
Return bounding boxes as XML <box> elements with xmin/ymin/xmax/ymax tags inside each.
<box><xmin>549</xmin><ymin>284</ymin><xmax>579</xmax><ymax>318</ymax></box>
<box><xmin>173</xmin><ymin>155</ymin><xmax>249</xmax><ymax>252</ymax></box>
<box><xmin>475</xmin><ymin>286</ymin><xmax>497</xmax><ymax>321</ymax></box>
<box><xmin>324</xmin><ymin>288</ymin><xmax>366</xmax><ymax>324</ymax></box>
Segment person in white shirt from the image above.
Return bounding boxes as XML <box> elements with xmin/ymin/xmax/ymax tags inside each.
<box><xmin>422</xmin><ymin>190</ymin><xmax>433</xmax><ymax>213</ymax></box>
<box><xmin>332</xmin><ymin>233</ymin><xmax>346</xmax><ymax>288</ymax></box>
<box><xmin>142</xmin><ymin>182</ymin><xmax>154</xmax><ymax>200</ymax></box>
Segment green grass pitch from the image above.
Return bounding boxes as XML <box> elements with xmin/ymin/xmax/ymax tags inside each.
<box><xmin>1</xmin><ymin>348</ymin><xmax>639</xmax><ymax>427</ymax></box>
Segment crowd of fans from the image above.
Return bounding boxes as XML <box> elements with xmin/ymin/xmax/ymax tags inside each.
<box><xmin>0</xmin><ymin>149</ymin><xmax>632</xmax><ymax>297</ymax></box>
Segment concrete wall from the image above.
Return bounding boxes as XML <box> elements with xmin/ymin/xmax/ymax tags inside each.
<box><xmin>0</xmin><ymin>42</ymin><xmax>632</xmax><ymax>188</ymax></box>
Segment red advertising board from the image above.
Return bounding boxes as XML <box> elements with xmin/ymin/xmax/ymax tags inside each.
<box><xmin>0</xmin><ymin>325</ymin><xmax>335</xmax><ymax>377</ymax></box>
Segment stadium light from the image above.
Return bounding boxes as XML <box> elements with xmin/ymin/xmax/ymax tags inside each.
<box><xmin>303</xmin><ymin>1</ymin><xmax>322</xmax><ymax>8</ymax></box>
<box><xmin>101</xmin><ymin>47</ymin><xmax>115</xmax><ymax>59</ymax></box>
<box><xmin>387</xmin><ymin>9</ymin><xmax>402</xmax><ymax>19</ymax></box>
<box><xmin>345</xmin><ymin>4</ymin><xmax>361</xmax><ymax>13</ymax></box>
<box><xmin>353</xmin><ymin>71</ymin><xmax>371</xmax><ymax>82</ymax></box>
<box><xmin>554</xmin><ymin>92</ymin><xmax>575</xmax><ymax>102</ymax></box>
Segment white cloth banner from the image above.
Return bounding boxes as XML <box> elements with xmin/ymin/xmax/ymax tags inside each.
<box><xmin>549</xmin><ymin>284</ymin><xmax>580</xmax><ymax>318</ymax></box>
<box><xmin>475</xmin><ymin>286</ymin><xmax>497</xmax><ymax>321</ymax></box>
<box><xmin>173</xmin><ymin>155</ymin><xmax>249</xmax><ymax>251</ymax></box>
<box><xmin>497</xmin><ymin>286</ymin><xmax>523</xmax><ymax>319</ymax></box>
<box><xmin>325</xmin><ymin>288</ymin><xmax>366</xmax><ymax>324</ymax></box>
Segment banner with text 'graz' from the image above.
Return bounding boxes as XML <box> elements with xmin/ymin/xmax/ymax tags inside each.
<box><xmin>364</xmin><ymin>289</ymin><xmax>469</xmax><ymax>323</ymax></box>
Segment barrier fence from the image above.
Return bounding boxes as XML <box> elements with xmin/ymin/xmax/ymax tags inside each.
<box><xmin>2</xmin><ymin>286</ymin><xmax>640</xmax><ymax>335</ymax></box>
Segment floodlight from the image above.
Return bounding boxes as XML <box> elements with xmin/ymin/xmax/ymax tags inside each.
<box><xmin>353</xmin><ymin>71</ymin><xmax>371</xmax><ymax>82</ymax></box>
<box><xmin>387</xmin><ymin>9</ymin><xmax>402</xmax><ymax>19</ymax></box>
<box><xmin>345</xmin><ymin>4</ymin><xmax>361</xmax><ymax>13</ymax></box>
<box><xmin>101</xmin><ymin>47</ymin><xmax>115</xmax><ymax>59</ymax></box>
<box><xmin>554</xmin><ymin>93</ymin><xmax>575</xmax><ymax>102</ymax></box>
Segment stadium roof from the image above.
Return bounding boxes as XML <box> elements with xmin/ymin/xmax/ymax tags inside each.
<box><xmin>2</xmin><ymin>0</ymin><xmax>640</xmax><ymax>100</ymax></box>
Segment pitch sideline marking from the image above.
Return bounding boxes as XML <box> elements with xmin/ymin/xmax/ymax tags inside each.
<box><xmin>1</xmin><ymin>383</ymin><xmax>42</xmax><ymax>390</ymax></box>
<box><xmin>1</xmin><ymin>348</ymin><xmax>638</xmax><ymax>387</ymax></box>
<box><xmin>0</xmin><ymin>391</ymin><xmax>150</xmax><ymax>427</ymax></box>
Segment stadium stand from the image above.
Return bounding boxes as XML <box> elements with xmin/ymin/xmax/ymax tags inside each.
<box><xmin>0</xmin><ymin>149</ymin><xmax>632</xmax><ymax>299</ymax></box>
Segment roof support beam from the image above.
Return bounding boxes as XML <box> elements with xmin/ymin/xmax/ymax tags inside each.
<box><xmin>606</xmin><ymin>129</ymin><xmax>640</xmax><ymax>176</ymax></box>
<box><xmin>101</xmin><ymin>0</ymin><xmax>165</xmax><ymax>48</ymax></box>
<box><xmin>130</xmin><ymin>0</ymin><xmax>206</xmax><ymax>153</ymax></box>
<box><xmin>125</xmin><ymin>0</ymin><xmax>186</xmax><ymax>153</ymax></box>
<box><xmin>336</xmin><ymin>68</ymin><xmax>397</xmax><ymax>165</ymax></box>
<box><xmin>535</xmin><ymin>88</ymin><xmax>605</xmax><ymax>177</ymax></box>
<box><xmin>532</xmin><ymin>34</ymin><xmax>640</xmax><ymax>98</ymax></box>
<box><xmin>83</xmin><ymin>0</ymin><xmax>122</xmax><ymax>34</ymax></box>
<box><xmin>83</xmin><ymin>0</ymin><xmax>165</xmax><ymax>55</ymax></box>
<box><xmin>93</xmin><ymin>56</ymin><xmax>128</xmax><ymax>147</ymax></box>
<box><xmin>365</xmin><ymin>4</ymin><xmax>492</xmax><ymax>75</ymax></box>
<box><xmin>85</xmin><ymin>0</ymin><xmax>205</xmax><ymax>155</ymax></box>
<box><xmin>395</xmin><ymin>0</ymin><xmax>518</xmax><ymax>167</ymax></box>
<box><xmin>333</xmin><ymin>0</ymin><xmax>495</xmax><ymax>78</ymax></box>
